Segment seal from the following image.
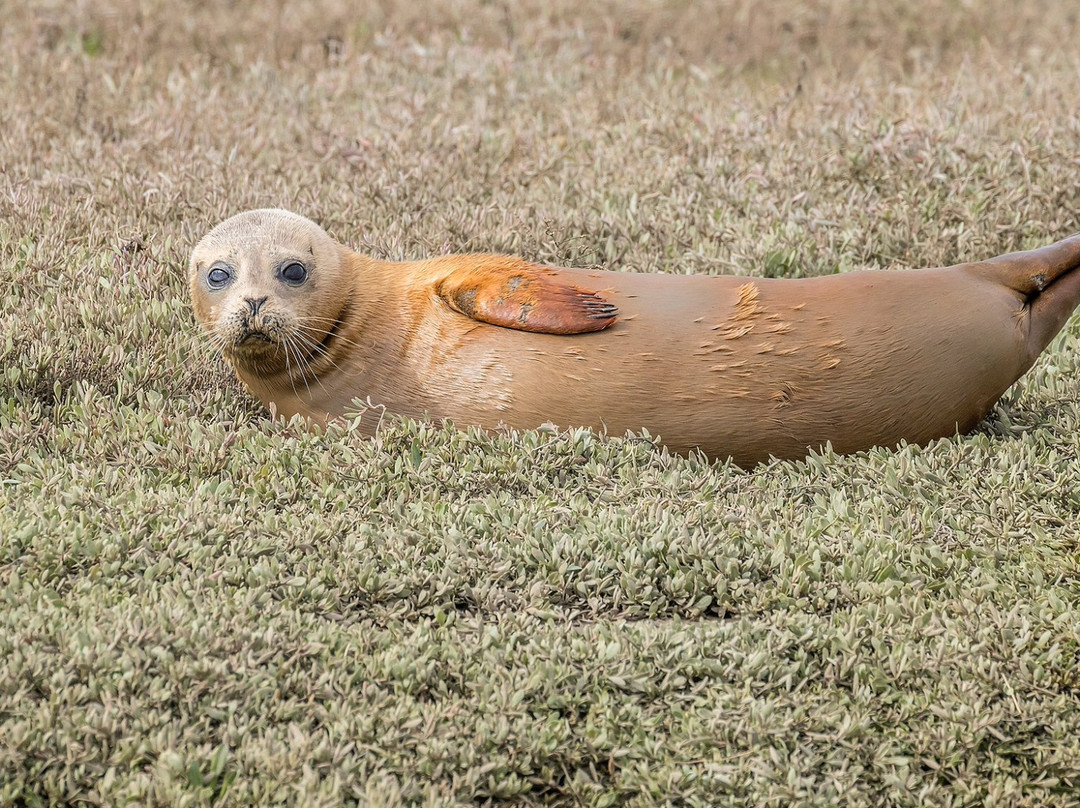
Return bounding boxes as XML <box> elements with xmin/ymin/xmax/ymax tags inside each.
<box><xmin>189</xmin><ymin>209</ymin><xmax>1080</xmax><ymax>467</ymax></box>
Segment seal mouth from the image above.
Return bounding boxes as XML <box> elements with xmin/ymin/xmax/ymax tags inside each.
<box><xmin>238</xmin><ymin>330</ymin><xmax>275</xmax><ymax>345</ymax></box>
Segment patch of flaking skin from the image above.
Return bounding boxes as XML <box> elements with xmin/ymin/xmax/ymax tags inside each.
<box><xmin>716</xmin><ymin>282</ymin><xmax>766</xmax><ymax>340</ymax></box>
<box><xmin>721</xmin><ymin>325</ymin><xmax>753</xmax><ymax>340</ymax></box>
<box><xmin>693</xmin><ymin>341</ymin><xmax>737</xmax><ymax>356</ymax></box>
<box><xmin>710</xmin><ymin>359</ymin><xmax>749</xmax><ymax>372</ymax></box>
<box><xmin>772</xmin><ymin>385</ymin><xmax>796</xmax><ymax>408</ymax></box>
<box><xmin>814</xmin><ymin>336</ymin><xmax>845</xmax><ymax>369</ymax></box>
<box><xmin>732</xmin><ymin>283</ymin><xmax>764</xmax><ymax>320</ymax></box>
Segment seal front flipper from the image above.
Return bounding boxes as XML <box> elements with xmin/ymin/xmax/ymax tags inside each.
<box><xmin>434</xmin><ymin>257</ymin><xmax>618</xmax><ymax>334</ymax></box>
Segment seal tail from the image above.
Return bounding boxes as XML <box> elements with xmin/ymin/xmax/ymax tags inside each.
<box><xmin>971</xmin><ymin>233</ymin><xmax>1080</xmax><ymax>359</ymax></box>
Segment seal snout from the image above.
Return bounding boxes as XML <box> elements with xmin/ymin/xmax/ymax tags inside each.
<box><xmin>245</xmin><ymin>296</ymin><xmax>269</xmax><ymax>316</ymax></box>
<box><xmin>227</xmin><ymin>299</ymin><xmax>291</xmax><ymax>353</ymax></box>
<box><xmin>235</xmin><ymin>297</ymin><xmax>274</xmax><ymax>345</ymax></box>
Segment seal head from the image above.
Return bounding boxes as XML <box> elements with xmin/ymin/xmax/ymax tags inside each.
<box><xmin>189</xmin><ymin>209</ymin><xmax>352</xmax><ymax>378</ymax></box>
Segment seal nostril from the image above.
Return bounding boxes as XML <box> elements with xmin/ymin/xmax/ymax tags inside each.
<box><xmin>246</xmin><ymin>296</ymin><xmax>268</xmax><ymax>315</ymax></box>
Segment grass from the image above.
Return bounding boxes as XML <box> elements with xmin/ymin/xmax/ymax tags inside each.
<box><xmin>3</xmin><ymin>0</ymin><xmax>1080</xmax><ymax>805</ymax></box>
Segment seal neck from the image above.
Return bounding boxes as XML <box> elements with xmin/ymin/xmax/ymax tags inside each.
<box><xmin>281</xmin><ymin>251</ymin><xmax>397</xmax><ymax>391</ymax></box>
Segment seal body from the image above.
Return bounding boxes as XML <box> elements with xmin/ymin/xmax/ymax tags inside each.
<box><xmin>190</xmin><ymin>209</ymin><xmax>1080</xmax><ymax>467</ymax></box>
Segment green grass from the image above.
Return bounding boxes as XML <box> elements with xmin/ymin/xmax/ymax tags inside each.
<box><xmin>3</xmin><ymin>1</ymin><xmax>1080</xmax><ymax>805</ymax></box>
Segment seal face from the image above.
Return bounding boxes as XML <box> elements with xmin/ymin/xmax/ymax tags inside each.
<box><xmin>190</xmin><ymin>209</ymin><xmax>1080</xmax><ymax>466</ymax></box>
<box><xmin>190</xmin><ymin>209</ymin><xmax>355</xmax><ymax>384</ymax></box>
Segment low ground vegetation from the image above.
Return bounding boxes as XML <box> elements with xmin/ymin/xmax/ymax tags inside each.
<box><xmin>2</xmin><ymin>1</ymin><xmax>1080</xmax><ymax>804</ymax></box>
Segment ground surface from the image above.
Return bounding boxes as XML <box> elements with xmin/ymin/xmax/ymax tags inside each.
<box><xmin>2</xmin><ymin>1</ymin><xmax>1080</xmax><ymax>805</ymax></box>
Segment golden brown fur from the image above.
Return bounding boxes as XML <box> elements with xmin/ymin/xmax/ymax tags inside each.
<box><xmin>190</xmin><ymin>209</ymin><xmax>1080</xmax><ymax>467</ymax></box>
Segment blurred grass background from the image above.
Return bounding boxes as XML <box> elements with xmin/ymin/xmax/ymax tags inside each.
<box><xmin>2</xmin><ymin>0</ymin><xmax>1080</xmax><ymax>805</ymax></box>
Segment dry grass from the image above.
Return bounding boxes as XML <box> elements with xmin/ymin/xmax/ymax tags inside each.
<box><xmin>3</xmin><ymin>0</ymin><xmax>1080</xmax><ymax>805</ymax></box>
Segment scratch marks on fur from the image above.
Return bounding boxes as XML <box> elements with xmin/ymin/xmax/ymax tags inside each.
<box><xmin>707</xmin><ymin>282</ymin><xmax>804</xmax><ymax>364</ymax></box>
<box><xmin>714</xmin><ymin>283</ymin><xmax>765</xmax><ymax>341</ymax></box>
<box><xmin>710</xmin><ymin>359</ymin><xmax>749</xmax><ymax>373</ymax></box>
<box><xmin>819</xmin><ymin>355</ymin><xmax>842</xmax><ymax>369</ymax></box>
<box><xmin>733</xmin><ymin>283</ymin><xmax>764</xmax><ymax>320</ymax></box>
<box><xmin>407</xmin><ymin>298</ymin><xmax>515</xmax><ymax>412</ymax></box>
<box><xmin>817</xmin><ymin>337</ymin><xmax>844</xmax><ymax>370</ymax></box>
<box><xmin>772</xmin><ymin>382</ymin><xmax>799</xmax><ymax>409</ymax></box>
<box><xmin>448</xmin><ymin>354</ymin><xmax>514</xmax><ymax>411</ymax></box>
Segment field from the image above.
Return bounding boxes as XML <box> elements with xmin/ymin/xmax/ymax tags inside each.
<box><xmin>3</xmin><ymin>0</ymin><xmax>1080</xmax><ymax>805</ymax></box>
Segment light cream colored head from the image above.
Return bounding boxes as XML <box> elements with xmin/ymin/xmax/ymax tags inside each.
<box><xmin>189</xmin><ymin>209</ymin><xmax>351</xmax><ymax>374</ymax></box>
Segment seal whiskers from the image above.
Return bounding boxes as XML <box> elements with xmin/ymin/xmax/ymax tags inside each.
<box><xmin>289</xmin><ymin>327</ymin><xmax>345</xmax><ymax>397</ymax></box>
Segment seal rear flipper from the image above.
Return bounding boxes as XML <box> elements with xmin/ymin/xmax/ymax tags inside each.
<box><xmin>1024</xmin><ymin>248</ymin><xmax>1080</xmax><ymax>363</ymax></box>
<box><xmin>967</xmin><ymin>233</ymin><xmax>1080</xmax><ymax>364</ymax></box>
<box><xmin>434</xmin><ymin>258</ymin><xmax>618</xmax><ymax>334</ymax></box>
<box><xmin>972</xmin><ymin>232</ymin><xmax>1080</xmax><ymax>297</ymax></box>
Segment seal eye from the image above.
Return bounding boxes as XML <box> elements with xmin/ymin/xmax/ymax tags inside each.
<box><xmin>280</xmin><ymin>261</ymin><xmax>308</xmax><ymax>285</ymax></box>
<box><xmin>206</xmin><ymin>265</ymin><xmax>233</xmax><ymax>289</ymax></box>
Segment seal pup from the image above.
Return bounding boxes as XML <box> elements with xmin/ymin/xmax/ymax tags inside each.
<box><xmin>189</xmin><ymin>209</ymin><xmax>1080</xmax><ymax>467</ymax></box>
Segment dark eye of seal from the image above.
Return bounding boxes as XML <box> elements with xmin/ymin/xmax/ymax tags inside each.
<box><xmin>207</xmin><ymin>264</ymin><xmax>233</xmax><ymax>289</ymax></box>
<box><xmin>280</xmin><ymin>262</ymin><xmax>308</xmax><ymax>285</ymax></box>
